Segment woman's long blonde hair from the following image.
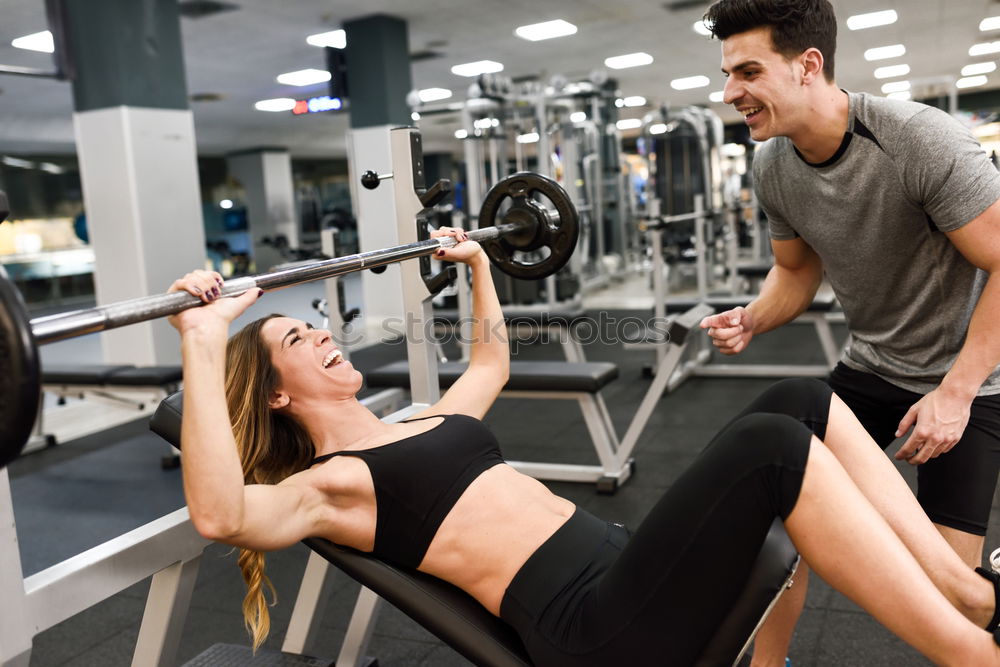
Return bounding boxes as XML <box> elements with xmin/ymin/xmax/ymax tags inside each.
<box><xmin>224</xmin><ymin>314</ymin><xmax>315</xmax><ymax>651</ymax></box>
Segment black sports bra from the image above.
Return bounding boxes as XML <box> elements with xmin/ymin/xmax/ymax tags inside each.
<box><xmin>310</xmin><ymin>414</ymin><xmax>505</xmax><ymax>568</ymax></box>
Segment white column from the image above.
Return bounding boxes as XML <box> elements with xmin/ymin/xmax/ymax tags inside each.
<box><xmin>226</xmin><ymin>150</ymin><xmax>297</xmax><ymax>273</ymax></box>
<box><xmin>74</xmin><ymin>106</ymin><xmax>206</xmax><ymax>366</ymax></box>
<box><xmin>347</xmin><ymin>125</ymin><xmax>406</xmax><ymax>330</ymax></box>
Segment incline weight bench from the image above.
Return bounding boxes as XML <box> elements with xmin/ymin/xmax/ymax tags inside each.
<box><xmin>149</xmin><ymin>390</ymin><xmax>800</xmax><ymax>667</ymax></box>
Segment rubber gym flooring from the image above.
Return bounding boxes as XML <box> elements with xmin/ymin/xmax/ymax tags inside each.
<box><xmin>10</xmin><ymin>281</ymin><xmax>999</xmax><ymax>666</ymax></box>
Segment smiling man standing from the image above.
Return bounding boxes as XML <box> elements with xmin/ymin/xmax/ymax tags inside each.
<box><xmin>698</xmin><ymin>0</ymin><xmax>1000</xmax><ymax>664</ymax></box>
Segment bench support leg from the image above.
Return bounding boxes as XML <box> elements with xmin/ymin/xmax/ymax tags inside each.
<box><xmin>132</xmin><ymin>555</ymin><xmax>201</xmax><ymax>667</ymax></box>
<box><xmin>283</xmin><ymin>550</ymin><xmax>335</xmax><ymax>655</ymax></box>
<box><xmin>337</xmin><ymin>586</ymin><xmax>382</xmax><ymax>667</ymax></box>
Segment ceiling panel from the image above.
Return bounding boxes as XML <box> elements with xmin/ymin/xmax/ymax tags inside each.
<box><xmin>0</xmin><ymin>0</ymin><xmax>997</xmax><ymax>157</ymax></box>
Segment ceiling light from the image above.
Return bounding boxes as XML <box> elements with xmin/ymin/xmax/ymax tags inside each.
<box><xmin>846</xmin><ymin>10</ymin><xmax>898</xmax><ymax>31</ymax></box>
<box><xmin>2</xmin><ymin>157</ymin><xmax>35</xmax><ymax>169</ymax></box>
<box><xmin>570</xmin><ymin>111</ymin><xmax>587</xmax><ymax>122</ymax></box>
<box><xmin>11</xmin><ymin>30</ymin><xmax>54</xmax><ymax>53</ymax></box>
<box><xmin>277</xmin><ymin>69</ymin><xmax>331</xmax><ymax>86</ymax></box>
<box><xmin>887</xmin><ymin>91</ymin><xmax>911</xmax><ymax>101</ymax></box>
<box><xmin>957</xmin><ymin>75</ymin><xmax>989</xmax><ymax>89</ymax></box>
<box><xmin>220</xmin><ymin>199</ymin><xmax>234</xmax><ymax>210</ymax></box>
<box><xmin>980</xmin><ymin>17</ymin><xmax>1000</xmax><ymax>32</ymax></box>
<box><xmin>970</xmin><ymin>42</ymin><xmax>1000</xmax><ymax>56</ymax></box>
<box><xmin>709</xmin><ymin>91</ymin><xmax>725</xmax><ymax>103</ymax></box>
<box><xmin>514</xmin><ymin>19</ymin><xmax>577</xmax><ymax>41</ymax></box>
<box><xmin>454</xmin><ymin>129</ymin><xmax>468</xmax><ymax>139</ymax></box>
<box><xmin>254</xmin><ymin>98</ymin><xmax>296</xmax><ymax>112</ymax></box>
<box><xmin>874</xmin><ymin>64</ymin><xmax>910</xmax><ymax>79</ymax></box>
<box><xmin>693</xmin><ymin>20</ymin><xmax>712</xmax><ymax>37</ymax></box>
<box><xmin>649</xmin><ymin>123</ymin><xmax>668</xmax><ymax>134</ymax></box>
<box><xmin>39</xmin><ymin>162</ymin><xmax>64</xmax><ymax>174</ymax></box>
<box><xmin>864</xmin><ymin>44</ymin><xmax>905</xmax><ymax>61</ymax></box>
<box><xmin>671</xmin><ymin>75</ymin><xmax>711</xmax><ymax>90</ymax></box>
<box><xmin>306</xmin><ymin>29</ymin><xmax>346</xmax><ymax>49</ymax></box>
<box><xmin>962</xmin><ymin>62</ymin><xmax>997</xmax><ymax>76</ymax></box>
<box><xmin>516</xmin><ymin>132</ymin><xmax>540</xmax><ymax>143</ymax></box>
<box><xmin>605</xmin><ymin>52</ymin><xmax>654</xmax><ymax>70</ymax></box>
<box><xmin>616</xmin><ymin>118</ymin><xmax>642</xmax><ymax>130</ymax></box>
<box><xmin>411</xmin><ymin>112</ymin><xmax>420</xmax><ymax>121</ymax></box>
<box><xmin>418</xmin><ymin>87</ymin><xmax>452</xmax><ymax>103</ymax></box>
<box><xmin>451</xmin><ymin>60</ymin><xmax>504</xmax><ymax>77</ymax></box>
<box><xmin>474</xmin><ymin>118</ymin><xmax>499</xmax><ymax>129</ymax></box>
<box><xmin>622</xmin><ymin>96</ymin><xmax>647</xmax><ymax>107</ymax></box>
<box><xmin>881</xmin><ymin>80</ymin><xmax>910</xmax><ymax>94</ymax></box>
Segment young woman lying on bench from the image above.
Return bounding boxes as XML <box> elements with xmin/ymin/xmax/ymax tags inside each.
<box><xmin>167</xmin><ymin>227</ymin><xmax>1000</xmax><ymax>666</ymax></box>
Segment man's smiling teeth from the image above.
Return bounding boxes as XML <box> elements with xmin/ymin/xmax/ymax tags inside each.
<box><xmin>322</xmin><ymin>349</ymin><xmax>344</xmax><ymax>368</ymax></box>
<box><xmin>742</xmin><ymin>106</ymin><xmax>763</xmax><ymax>118</ymax></box>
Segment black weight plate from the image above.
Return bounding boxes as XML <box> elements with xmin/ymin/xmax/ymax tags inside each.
<box><xmin>0</xmin><ymin>265</ymin><xmax>40</xmax><ymax>469</ymax></box>
<box><xmin>479</xmin><ymin>172</ymin><xmax>580</xmax><ymax>280</ymax></box>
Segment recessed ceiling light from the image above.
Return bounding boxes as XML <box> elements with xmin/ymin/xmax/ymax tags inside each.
<box><xmin>887</xmin><ymin>91</ymin><xmax>911</xmax><ymax>101</ymax></box>
<box><xmin>418</xmin><ymin>87</ymin><xmax>452</xmax><ymax>103</ymax></box>
<box><xmin>616</xmin><ymin>118</ymin><xmax>642</xmax><ymax>130</ymax></box>
<box><xmin>11</xmin><ymin>30</ymin><xmax>54</xmax><ymax>53</ymax></box>
<box><xmin>709</xmin><ymin>91</ymin><xmax>725</xmax><ymax>103</ymax></box>
<box><xmin>605</xmin><ymin>52</ymin><xmax>654</xmax><ymax>70</ymax></box>
<box><xmin>622</xmin><ymin>95</ymin><xmax>647</xmax><ymax>107</ymax></box>
<box><xmin>881</xmin><ymin>80</ymin><xmax>910</xmax><ymax>94</ymax></box>
<box><xmin>220</xmin><ymin>199</ymin><xmax>234</xmax><ymax>209</ymax></box>
<box><xmin>693</xmin><ymin>20</ymin><xmax>712</xmax><ymax>37</ymax></box>
<box><xmin>516</xmin><ymin>132</ymin><xmax>540</xmax><ymax>143</ymax></box>
<box><xmin>276</xmin><ymin>69</ymin><xmax>331</xmax><ymax>86</ymax></box>
<box><xmin>957</xmin><ymin>75</ymin><xmax>989</xmax><ymax>89</ymax></box>
<box><xmin>306</xmin><ymin>29</ymin><xmax>346</xmax><ymax>49</ymax></box>
<box><xmin>980</xmin><ymin>16</ymin><xmax>1000</xmax><ymax>32</ymax></box>
<box><xmin>649</xmin><ymin>123</ymin><xmax>668</xmax><ymax>134</ymax></box>
<box><xmin>569</xmin><ymin>111</ymin><xmax>587</xmax><ymax>122</ymax></box>
<box><xmin>846</xmin><ymin>10</ymin><xmax>898</xmax><ymax>31</ymax></box>
<box><xmin>254</xmin><ymin>98</ymin><xmax>296</xmax><ymax>112</ymax></box>
<box><xmin>864</xmin><ymin>44</ymin><xmax>905</xmax><ymax>61</ymax></box>
<box><xmin>874</xmin><ymin>64</ymin><xmax>910</xmax><ymax>79</ymax></box>
<box><xmin>454</xmin><ymin>129</ymin><xmax>468</xmax><ymax>139</ymax></box>
<box><xmin>671</xmin><ymin>75</ymin><xmax>711</xmax><ymax>90</ymax></box>
<box><xmin>962</xmin><ymin>62</ymin><xmax>997</xmax><ymax>77</ymax></box>
<box><xmin>451</xmin><ymin>60</ymin><xmax>504</xmax><ymax>77</ymax></box>
<box><xmin>411</xmin><ymin>112</ymin><xmax>420</xmax><ymax>121</ymax></box>
<box><xmin>514</xmin><ymin>19</ymin><xmax>577</xmax><ymax>41</ymax></box>
<box><xmin>970</xmin><ymin>41</ymin><xmax>1000</xmax><ymax>56</ymax></box>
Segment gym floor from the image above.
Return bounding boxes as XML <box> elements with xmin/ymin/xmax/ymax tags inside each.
<box><xmin>10</xmin><ymin>276</ymin><xmax>999</xmax><ymax>666</ymax></box>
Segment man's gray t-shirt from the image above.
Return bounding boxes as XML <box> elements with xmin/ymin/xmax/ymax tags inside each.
<box><xmin>754</xmin><ymin>91</ymin><xmax>1000</xmax><ymax>395</ymax></box>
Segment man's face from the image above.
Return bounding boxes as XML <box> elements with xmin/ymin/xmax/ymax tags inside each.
<box><xmin>721</xmin><ymin>26</ymin><xmax>803</xmax><ymax>142</ymax></box>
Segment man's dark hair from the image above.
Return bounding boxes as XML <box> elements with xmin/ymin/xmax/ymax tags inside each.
<box><xmin>704</xmin><ymin>0</ymin><xmax>837</xmax><ymax>82</ymax></box>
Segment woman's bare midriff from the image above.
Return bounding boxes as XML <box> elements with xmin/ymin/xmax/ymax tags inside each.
<box><xmin>311</xmin><ymin>461</ymin><xmax>574</xmax><ymax>616</ymax></box>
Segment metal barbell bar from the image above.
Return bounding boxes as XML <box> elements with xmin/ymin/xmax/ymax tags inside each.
<box><xmin>0</xmin><ymin>171</ymin><xmax>579</xmax><ymax>469</ymax></box>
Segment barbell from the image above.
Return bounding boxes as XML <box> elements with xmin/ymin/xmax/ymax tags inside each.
<box><xmin>0</xmin><ymin>172</ymin><xmax>579</xmax><ymax>469</ymax></box>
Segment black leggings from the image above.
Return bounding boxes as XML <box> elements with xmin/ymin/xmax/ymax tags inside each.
<box><xmin>828</xmin><ymin>363</ymin><xmax>1000</xmax><ymax>535</ymax></box>
<box><xmin>499</xmin><ymin>378</ymin><xmax>832</xmax><ymax>666</ymax></box>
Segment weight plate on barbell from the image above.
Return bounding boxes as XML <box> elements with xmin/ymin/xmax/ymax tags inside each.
<box><xmin>479</xmin><ymin>172</ymin><xmax>579</xmax><ymax>281</ymax></box>
<box><xmin>0</xmin><ymin>265</ymin><xmax>40</xmax><ymax>469</ymax></box>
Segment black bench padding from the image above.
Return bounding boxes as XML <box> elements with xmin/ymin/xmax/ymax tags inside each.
<box><xmin>41</xmin><ymin>364</ymin><xmax>135</xmax><ymax>385</ymax></box>
<box><xmin>663</xmin><ymin>293</ymin><xmax>836</xmax><ymax>315</ymax></box>
<box><xmin>432</xmin><ymin>308</ymin><xmax>589</xmax><ymax>327</ymax></box>
<box><xmin>106</xmin><ymin>365</ymin><xmax>183</xmax><ymax>386</ymax></box>
<box><xmin>42</xmin><ymin>363</ymin><xmax>183</xmax><ymax>386</ymax></box>
<box><xmin>304</xmin><ymin>538</ymin><xmax>532</xmax><ymax>667</ymax></box>
<box><xmin>366</xmin><ymin>360</ymin><xmax>619</xmax><ymax>393</ymax></box>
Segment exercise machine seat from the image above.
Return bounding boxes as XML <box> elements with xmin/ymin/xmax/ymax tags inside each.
<box><xmin>41</xmin><ymin>363</ymin><xmax>136</xmax><ymax>385</ymax></box>
<box><xmin>366</xmin><ymin>360</ymin><xmax>619</xmax><ymax>394</ymax></box>
<box><xmin>149</xmin><ymin>392</ymin><xmax>799</xmax><ymax>667</ymax></box>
